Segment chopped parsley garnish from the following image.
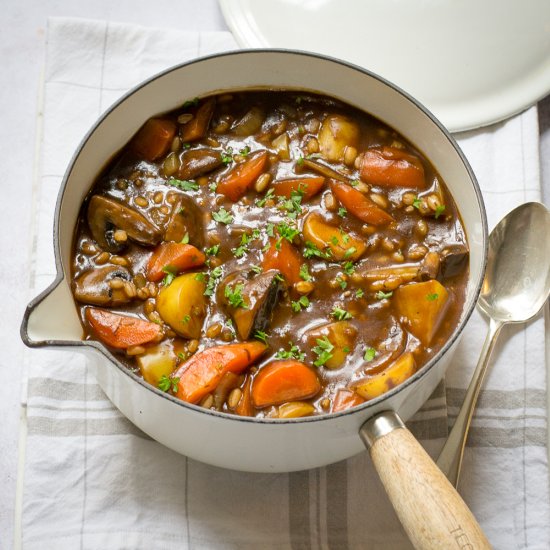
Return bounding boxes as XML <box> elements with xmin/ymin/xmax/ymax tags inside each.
<box><xmin>296</xmin><ymin>156</ymin><xmax>304</xmax><ymax>166</ymax></box>
<box><xmin>303</xmin><ymin>241</ymin><xmax>332</xmax><ymax>260</ymax></box>
<box><xmin>343</xmin><ymin>261</ymin><xmax>355</xmax><ymax>276</ymax></box>
<box><xmin>291</xmin><ymin>295</ymin><xmax>310</xmax><ymax>313</ymax></box>
<box><xmin>205</xmin><ymin>244</ymin><xmax>220</xmax><ymax>256</ymax></box>
<box><xmin>182</xmin><ymin>97</ymin><xmax>199</xmax><ymax>109</ymax></box>
<box><xmin>364</xmin><ymin>347</ymin><xmax>377</xmax><ymax>362</ymax></box>
<box><xmin>256</xmin><ymin>188</ymin><xmax>274</xmax><ymax>207</ymax></box>
<box><xmin>224</xmin><ymin>283</ymin><xmax>248</xmax><ymax>309</ymax></box>
<box><xmin>181</xmin><ymin>315</ymin><xmax>191</xmax><ymax>324</ymax></box>
<box><xmin>275</xmin><ymin>342</ymin><xmax>305</xmax><ymax>362</ymax></box>
<box><xmin>239</xmin><ymin>145</ymin><xmax>251</xmax><ymax>156</ymax></box>
<box><xmin>355</xmin><ymin>289</ymin><xmax>365</xmax><ymax>299</ymax></box>
<box><xmin>338</xmin><ymin>207</ymin><xmax>347</xmax><ymax>218</ymax></box>
<box><xmin>343</xmin><ymin>247</ymin><xmax>357</xmax><ymax>259</ymax></box>
<box><xmin>233</xmin><ymin>233</ymin><xmax>251</xmax><ymax>258</ymax></box>
<box><xmin>331</xmin><ymin>306</ymin><xmax>352</xmax><ymax>321</ymax></box>
<box><xmin>336</xmin><ymin>276</ymin><xmax>347</xmax><ymax>290</ymax></box>
<box><xmin>158</xmin><ymin>375</ymin><xmax>180</xmax><ymax>393</ymax></box>
<box><xmin>266</xmin><ymin>223</ymin><xmax>275</xmax><ymax>237</ymax></box>
<box><xmin>434</xmin><ymin>204</ymin><xmax>446</xmax><ymax>219</ymax></box>
<box><xmin>350</xmin><ymin>180</ymin><xmax>360</xmax><ymax>188</ymax></box>
<box><xmin>312</xmin><ymin>336</ymin><xmax>334</xmax><ymax>367</ymax></box>
<box><xmin>221</xmin><ymin>147</ymin><xmax>233</xmax><ymax>165</ymax></box>
<box><xmin>209</xmin><ymin>181</ymin><xmax>218</xmax><ymax>193</ymax></box>
<box><xmin>250</xmin><ymin>265</ymin><xmax>263</xmax><ymax>274</ymax></box>
<box><xmin>330</xmin><ymin>235</ymin><xmax>339</xmax><ymax>245</ymax></box>
<box><xmin>412</xmin><ymin>197</ymin><xmax>422</xmax><ymax>209</ymax></box>
<box><xmin>299</xmin><ymin>264</ymin><xmax>312</xmax><ymax>281</ymax></box>
<box><xmin>254</xmin><ymin>330</ymin><xmax>269</xmax><ymax>344</ymax></box>
<box><xmin>161</xmin><ymin>265</ymin><xmax>177</xmax><ymax>286</ymax></box>
<box><xmin>279</xmin><ymin>188</ymin><xmax>304</xmax><ymax>218</ymax></box>
<box><xmin>426</xmin><ymin>293</ymin><xmax>439</xmax><ymax>301</ymax></box>
<box><xmin>181</xmin><ymin>233</ymin><xmax>190</xmax><ymax>244</ymax></box>
<box><xmin>167</xmin><ymin>178</ymin><xmax>199</xmax><ymax>191</ymax></box>
<box><xmin>204</xmin><ymin>266</ymin><xmax>223</xmax><ymax>296</ymax></box>
<box><xmin>194</xmin><ymin>272</ymin><xmax>206</xmax><ymax>282</ymax></box>
<box><xmin>212</xmin><ymin>207</ymin><xmax>233</xmax><ymax>224</ymax></box>
<box><xmin>276</xmin><ymin>222</ymin><xmax>300</xmax><ymax>247</ymax></box>
<box><xmin>375</xmin><ymin>290</ymin><xmax>393</xmax><ymax>300</ymax></box>
<box><xmin>274</xmin><ymin>273</ymin><xmax>285</xmax><ymax>283</ymax></box>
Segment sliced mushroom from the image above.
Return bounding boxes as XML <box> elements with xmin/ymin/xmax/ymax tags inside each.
<box><xmin>87</xmin><ymin>195</ymin><xmax>162</xmax><ymax>253</ymax></box>
<box><xmin>176</xmin><ymin>148</ymin><xmax>223</xmax><ymax>180</ymax></box>
<box><xmin>419</xmin><ymin>251</ymin><xmax>441</xmax><ymax>281</ymax></box>
<box><xmin>439</xmin><ymin>244</ymin><xmax>469</xmax><ymax>279</ymax></box>
<box><xmin>164</xmin><ymin>194</ymin><xmax>204</xmax><ymax>247</ymax></box>
<box><xmin>217</xmin><ymin>269</ymin><xmax>285</xmax><ymax>340</ymax></box>
<box><xmin>298</xmin><ymin>158</ymin><xmax>348</xmax><ymax>181</ymax></box>
<box><xmin>73</xmin><ymin>265</ymin><xmax>132</xmax><ymax>306</ymax></box>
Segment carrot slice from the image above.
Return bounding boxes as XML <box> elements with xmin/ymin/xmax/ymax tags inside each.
<box><xmin>235</xmin><ymin>375</ymin><xmax>254</xmax><ymax>417</ymax></box>
<box><xmin>174</xmin><ymin>342</ymin><xmax>267</xmax><ymax>404</ymax></box>
<box><xmin>252</xmin><ymin>360</ymin><xmax>321</xmax><ymax>408</ymax></box>
<box><xmin>330</xmin><ymin>180</ymin><xmax>393</xmax><ymax>226</ymax></box>
<box><xmin>146</xmin><ymin>242</ymin><xmax>206</xmax><ymax>282</ymax></box>
<box><xmin>85</xmin><ymin>308</ymin><xmax>162</xmax><ymax>349</ymax></box>
<box><xmin>359</xmin><ymin>146</ymin><xmax>425</xmax><ymax>189</ymax></box>
<box><xmin>332</xmin><ymin>389</ymin><xmax>365</xmax><ymax>412</ymax></box>
<box><xmin>132</xmin><ymin>118</ymin><xmax>177</xmax><ymax>161</ymax></box>
<box><xmin>180</xmin><ymin>98</ymin><xmax>216</xmax><ymax>142</ymax></box>
<box><xmin>262</xmin><ymin>237</ymin><xmax>301</xmax><ymax>286</ymax></box>
<box><xmin>217</xmin><ymin>150</ymin><xmax>268</xmax><ymax>201</ymax></box>
<box><xmin>272</xmin><ymin>176</ymin><xmax>325</xmax><ymax>200</ymax></box>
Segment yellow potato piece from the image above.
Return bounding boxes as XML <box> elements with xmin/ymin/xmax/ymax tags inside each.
<box><xmin>156</xmin><ymin>273</ymin><xmax>207</xmax><ymax>338</ymax></box>
<box><xmin>394</xmin><ymin>279</ymin><xmax>450</xmax><ymax>345</ymax></box>
<box><xmin>303</xmin><ymin>212</ymin><xmax>366</xmax><ymax>261</ymax></box>
<box><xmin>137</xmin><ymin>342</ymin><xmax>177</xmax><ymax>386</ymax></box>
<box><xmin>278</xmin><ymin>401</ymin><xmax>315</xmax><ymax>418</ymax></box>
<box><xmin>354</xmin><ymin>352</ymin><xmax>416</xmax><ymax>401</ymax></box>
<box><xmin>318</xmin><ymin>114</ymin><xmax>360</xmax><ymax>162</ymax></box>
<box><xmin>306</xmin><ymin>321</ymin><xmax>357</xmax><ymax>369</ymax></box>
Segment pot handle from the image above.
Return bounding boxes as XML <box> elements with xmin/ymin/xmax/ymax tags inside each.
<box><xmin>360</xmin><ymin>411</ymin><xmax>491</xmax><ymax>550</ymax></box>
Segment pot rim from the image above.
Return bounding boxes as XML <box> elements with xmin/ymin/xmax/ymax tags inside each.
<box><xmin>21</xmin><ymin>48</ymin><xmax>488</xmax><ymax>425</ymax></box>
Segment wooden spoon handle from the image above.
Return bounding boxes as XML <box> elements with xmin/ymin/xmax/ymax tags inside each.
<box><xmin>361</xmin><ymin>411</ymin><xmax>492</xmax><ymax>550</ymax></box>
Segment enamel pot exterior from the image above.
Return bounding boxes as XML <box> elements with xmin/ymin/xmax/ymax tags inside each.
<box><xmin>21</xmin><ymin>50</ymin><xmax>487</xmax><ymax>473</ymax></box>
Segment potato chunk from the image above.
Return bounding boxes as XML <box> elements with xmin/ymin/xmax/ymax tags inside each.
<box><xmin>302</xmin><ymin>212</ymin><xmax>366</xmax><ymax>261</ymax></box>
<box><xmin>394</xmin><ymin>279</ymin><xmax>450</xmax><ymax>345</ymax></box>
<box><xmin>304</xmin><ymin>321</ymin><xmax>357</xmax><ymax>370</ymax></box>
<box><xmin>136</xmin><ymin>342</ymin><xmax>178</xmax><ymax>386</ymax></box>
<box><xmin>156</xmin><ymin>273</ymin><xmax>207</xmax><ymax>338</ymax></box>
<box><xmin>318</xmin><ymin>115</ymin><xmax>360</xmax><ymax>162</ymax></box>
<box><xmin>354</xmin><ymin>352</ymin><xmax>416</xmax><ymax>400</ymax></box>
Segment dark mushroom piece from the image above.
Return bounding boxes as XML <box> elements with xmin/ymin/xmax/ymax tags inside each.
<box><xmin>419</xmin><ymin>252</ymin><xmax>441</xmax><ymax>281</ymax></box>
<box><xmin>297</xmin><ymin>158</ymin><xmax>348</xmax><ymax>182</ymax></box>
<box><xmin>217</xmin><ymin>269</ymin><xmax>285</xmax><ymax>340</ymax></box>
<box><xmin>176</xmin><ymin>148</ymin><xmax>223</xmax><ymax>180</ymax></box>
<box><xmin>87</xmin><ymin>195</ymin><xmax>162</xmax><ymax>253</ymax></box>
<box><xmin>163</xmin><ymin>194</ymin><xmax>205</xmax><ymax>247</ymax></box>
<box><xmin>439</xmin><ymin>244</ymin><xmax>469</xmax><ymax>279</ymax></box>
<box><xmin>73</xmin><ymin>265</ymin><xmax>132</xmax><ymax>306</ymax></box>
<box><xmin>231</xmin><ymin>106</ymin><xmax>264</xmax><ymax>136</ymax></box>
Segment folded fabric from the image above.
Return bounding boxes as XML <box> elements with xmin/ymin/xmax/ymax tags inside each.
<box><xmin>20</xmin><ymin>16</ymin><xmax>549</xmax><ymax>550</ymax></box>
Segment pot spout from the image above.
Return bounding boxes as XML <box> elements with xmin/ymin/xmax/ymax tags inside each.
<box><xmin>21</xmin><ymin>278</ymin><xmax>83</xmax><ymax>347</ymax></box>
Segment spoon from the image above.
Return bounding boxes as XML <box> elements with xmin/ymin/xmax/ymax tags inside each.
<box><xmin>437</xmin><ymin>201</ymin><xmax>550</xmax><ymax>487</ymax></box>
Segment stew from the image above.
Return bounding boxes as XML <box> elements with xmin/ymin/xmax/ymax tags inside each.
<box><xmin>71</xmin><ymin>91</ymin><xmax>469</xmax><ymax>418</ymax></box>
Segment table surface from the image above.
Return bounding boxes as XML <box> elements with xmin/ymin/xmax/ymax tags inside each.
<box><xmin>1</xmin><ymin>1</ymin><xmax>549</xmax><ymax>547</ymax></box>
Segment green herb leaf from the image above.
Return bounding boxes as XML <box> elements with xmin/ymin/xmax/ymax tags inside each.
<box><xmin>204</xmin><ymin>266</ymin><xmax>223</xmax><ymax>297</ymax></box>
<box><xmin>299</xmin><ymin>264</ymin><xmax>312</xmax><ymax>281</ymax></box>
<box><xmin>158</xmin><ymin>374</ymin><xmax>180</xmax><ymax>393</ymax></box>
<box><xmin>291</xmin><ymin>295</ymin><xmax>310</xmax><ymax>313</ymax></box>
<box><xmin>224</xmin><ymin>283</ymin><xmax>248</xmax><ymax>309</ymax></box>
<box><xmin>250</xmin><ymin>265</ymin><xmax>263</xmax><ymax>274</ymax></box>
<box><xmin>167</xmin><ymin>179</ymin><xmax>199</xmax><ymax>191</ymax></box>
<box><xmin>296</xmin><ymin>156</ymin><xmax>304</xmax><ymax>166</ymax></box>
<box><xmin>161</xmin><ymin>265</ymin><xmax>177</xmax><ymax>286</ymax></box>
<box><xmin>275</xmin><ymin>342</ymin><xmax>305</xmax><ymax>362</ymax></box>
<box><xmin>412</xmin><ymin>197</ymin><xmax>422</xmax><ymax>209</ymax></box>
<box><xmin>181</xmin><ymin>233</ymin><xmax>190</xmax><ymax>244</ymax></box>
<box><xmin>277</xmin><ymin>222</ymin><xmax>300</xmax><ymax>244</ymax></box>
<box><xmin>364</xmin><ymin>347</ymin><xmax>376</xmax><ymax>362</ymax></box>
<box><xmin>434</xmin><ymin>205</ymin><xmax>446</xmax><ymax>219</ymax></box>
<box><xmin>205</xmin><ymin>244</ymin><xmax>220</xmax><ymax>256</ymax></box>
<box><xmin>350</xmin><ymin>180</ymin><xmax>360</xmax><ymax>188</ymax></box>
<box><xmin>256</xmin><ymin>188</ymin><xmax>274</xmax><ymax>208</ymax></box>
<box><xmin>338</xmin><ymin>207</ymin><xmax>347</xmax><ymax>218</ymax></box>
<box><xmin>266</xmin><ymin>223</ymin><xmax>275</xmax><ymax>237</ymax></box>
<box><xmin>355</xmin><ymin>289</ymin><xmax>365</xmax><ymax>299</ymax></box>
<box><xmin>239</xmin><ymin>145</ymin><xmax>251</xmax><ymax>156</ymax></box>
<box><xmin>212</xmin><ymin>207</ymin><xmax>233</xmax><ymax>224</ymax></box>
<box><xmin>336</xmin><ymin>276</ymin><xmax>347</xmax><ymax>290</ymax></box>
<box><xmin>343</xmin><ymin>246</ymin><xmax>357</xmax><ymax>259</ymax></box>
<box><xmin>182</xmin><ymin>97</ymin><xmax>199</xmax><ymax>109</ymax></box>
<box><xmin>194</xmin><ymin>272</ymin><xmax>206</xmax><ymax>282</ymax></box>
<box><xmin>331</xmin><ymin>306</ymin><xmax>352</xmax><ymax>321</ymax></box>
<box><xmin>426</xmin><ymin>293</ymin><xmax>439</xmax><ymax>301</ymax></box>
<box><xmin>343</xmin><ymin>261</ymin><xmax>355</xmax><ymax>276</ymax></box>
<box><xmin>312</xmin><ymin>336</ymin><xmax>334</xmax><ymax>367</ymax></box>
<box><xmin>209</xmin><ymin>181</ymin><xmax>218</xmax><ymax>193</ymax></box>
<box><xmin>303</xmin><ymin>241</ymin><xmax>332</xmax><ymax>260</ymax></box>
<box><xmin>221</xmin><ymin>147</ymin><xmax>233</xmax><ymax>165</ymax></box>
<box><xmin>375</xmin><ymin>290</ymin><xmax>393</xmax><ymax>300</ymax></box>
<box><xmin>254</xmin><ymin>330</ymin><xmax>269</xmax><ymax>344</ymax></box>
<box><xmin>181</xmin><ymin>314</ymin><xmax>191</xmax><ymax>324</ymax></box>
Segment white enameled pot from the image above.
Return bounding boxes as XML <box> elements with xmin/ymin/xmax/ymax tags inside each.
<box><xmin>21</xmin><ymin>50</ymin><xmax>490</xmax><ymax>548</ymax></box>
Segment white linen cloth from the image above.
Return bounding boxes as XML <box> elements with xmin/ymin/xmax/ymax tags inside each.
<box><xmin>21</xmin><ymin>16</ymin><xmax>549</xmax><ymax>549</ymax></box>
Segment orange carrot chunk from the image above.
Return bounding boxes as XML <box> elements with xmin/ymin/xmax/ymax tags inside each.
<box><xmin>272</xmin><ymin>176</ymin><xmax>325</xmax><ymax>200</ymax></box>
<box><xmin>358</xmin><ymin>146</ymin><xmax>425</xmax><ymax>189</ymax></box>
<box><xmin>146</xmin><ymin>242</ymin><xmax>206</xmax><ymax>282</ymax></box>
<box><xmin>262</xmin><ymin>237</ymin><xmax>301</xmax><ymax>286</ymax></box>
<box><xmin>330</xmin><ymin>179</ymin><xmax>394</xmax><ymax>226</ymax></box>
<box><xmin>252</xmin><ymin>360</ymin><xmax>321</xmax><ymax>408</ymax></box>
<box><xmin>85</xmin><ymin>308</ymin><xmax>162</xmax><ymax>349</ymax></box>
<box><xmin>180</xmin><ymin>98</ymin><xmax>216</xmax><ymax>142</ymax></box>
<box><xmin>131</xmin><ymin>118</ymin><xmax>177</xmax><ymax>161</ymax></box>
<box><xmin>217</xmin><ymin>150</ymin><xmax>268</xmax><ymax>201</ymax></box>
<box><xmin>174</xmin><ymin>342</ymin><xmax>267</xmax><ymax>404</ymax></box>
<box><xmin>332</xmin><ymin>389</ymin><xmax>365</xmax><ymax>413</ymax></box>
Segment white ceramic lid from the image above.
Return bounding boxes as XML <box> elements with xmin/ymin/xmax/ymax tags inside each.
<box><xmin>219</xmin><ymin>0</ymin><xmax>550</xmax><ymax>132</ymax></box>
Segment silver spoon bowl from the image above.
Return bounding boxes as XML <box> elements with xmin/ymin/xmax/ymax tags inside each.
<box><xmin>437</xmin><ymin>201</ymin><xmax>550</xmax><ymax>487</ymax></box>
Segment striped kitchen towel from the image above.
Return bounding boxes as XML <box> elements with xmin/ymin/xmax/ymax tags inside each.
<box><xmin>20</xmin><ymin>16</ymin><xmax>549</xmax><ymax>550</ymax></box>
